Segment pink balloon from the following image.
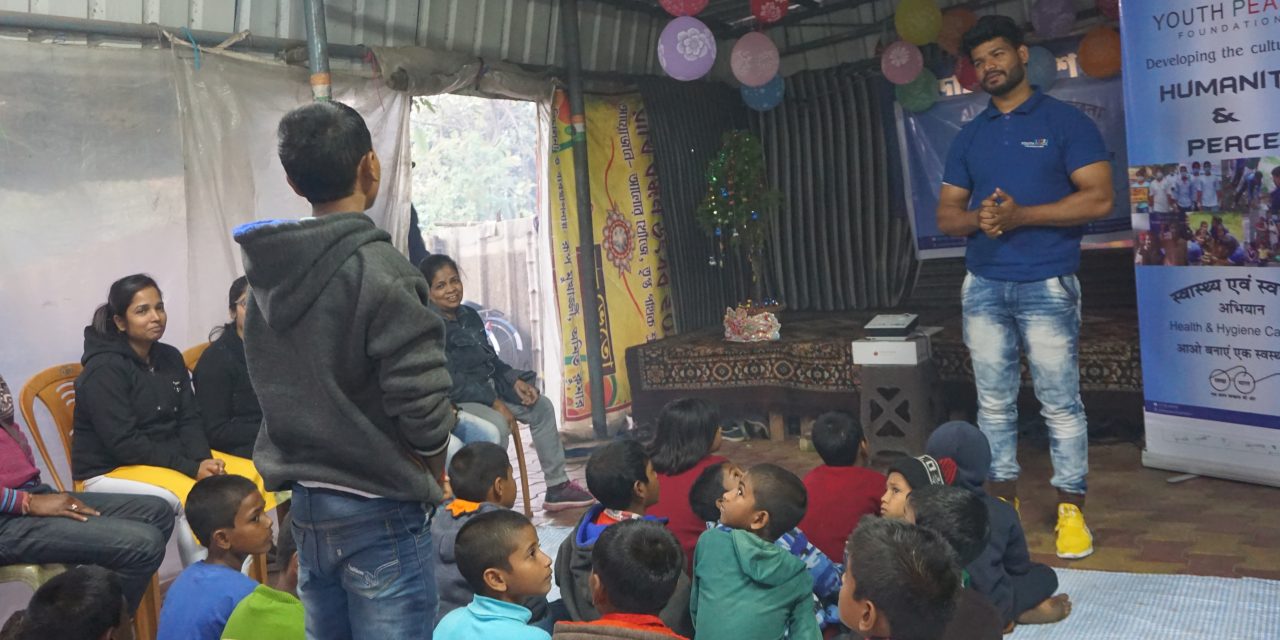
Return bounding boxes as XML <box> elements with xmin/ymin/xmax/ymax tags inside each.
<box><xmin>659</xmin><ymin>0</ymin><xmax>708</xmax><ymax>17</ymax></box>
<box><xmin>751</xmin><ymin>0</ymin><xmax>789</xmax><ymax>25</ymax></box>
<box><xmin>731</xmin><ymin>32</ymin><xmax>781</xmax><ymax>88</ymax></box>
<box><xmin>881</xmin><ymin>40</ymin><xmax>924</xmax><ymax>85</ymax></box>
<box><xmin>658</xmin><ymin>17</ymin><xmax>717</xmax><ymax>82</ymax></box>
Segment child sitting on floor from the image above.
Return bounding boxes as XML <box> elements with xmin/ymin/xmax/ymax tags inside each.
<box><xmin>799</xmin><ymin>411</ymin><xmax>885</xmax><ymax>560</ymax></box>
<box><xmin>433</xmin><ymin>442</ymin><xmax>537</xmax><ymax>626</ymax></box>
<box><xmin>926</xmin><ymin>422</ymin><xmax>1071</xmax><ymax>631</ymax></box>
<box><xmin>552</xmin><ymin>519</ymin><xmax>688</xmax><ymax>639</ymax></box>
<box><xmin>879</xmin><ymin>454</ymin><xmax>956</xmax><ymax>521</ymax></box>
<box><xmin>689</xmin><ymin>461</ymin><xmax>842</xmax><ymax>630</ymax></box>
<box><xmin>839</xmin><ymin>516</ymin><xmax>960</xmax><ymax>640</ymax></box>
<box><xmin>436</xmin><ymin>509</ymin><xmax>554</xmax><ymax>640</ymax></box>
<box><xmin>691</xmin><ymin>463</ymin><xmax>820</xmax><ymax>640</ymax></box>
<box><xmin>645</xmin><ymin>398</ymin><xmax>727</xmax><ymax>573</ymax></box>
<box><xmin>158</xmin><ymin>475</ymin><xmax>274</xmax><ymax>640</ymax></box>
<box><xmin>558</xmin><ymin>440</ymin><xmax>692</xmax><ymax>636</ymax></box>
<box><xmin>6</xmin><ymin>566</ymin><xmax>130</xmax><ymax>640</ymax></box>
<box><xmin>907</xmin><ymin>485</ymin><xmax>1005</xmax><ymax>640</ymax></box>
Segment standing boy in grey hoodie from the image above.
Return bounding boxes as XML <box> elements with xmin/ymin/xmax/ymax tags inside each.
<box><xmin>234</xmin><ymin>101</ymin><xmax>456</xmax><ymax>639</ymax></box>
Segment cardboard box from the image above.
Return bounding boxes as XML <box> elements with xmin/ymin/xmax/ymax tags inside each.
<box><xmin>852</xmin><ymin>333</ymin><xmax>931</xmax><ymax>366</ymax></box>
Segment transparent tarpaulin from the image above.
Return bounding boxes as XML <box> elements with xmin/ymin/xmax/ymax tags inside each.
<box><xmin>0</xmin><ymin>39</ymin><xmax>411</xmax><ymax>488</ymax></box>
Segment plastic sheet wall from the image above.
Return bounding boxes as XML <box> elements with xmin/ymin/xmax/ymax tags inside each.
<box><xmin>0</xmin><ymin>39</ymin><xmax>411</xmax><ymax>486</ymax></box>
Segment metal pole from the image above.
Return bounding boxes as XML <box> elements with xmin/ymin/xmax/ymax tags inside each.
<box><xmin>302</xmin><ymin>0</ymin><xmax>332</xmax><ymax>101</ymax></box>
<box><xmin>0</xmin><ymin>9</ymin><xmax>365</xmax><ymax>60</ymax></box>
<box><xmin>559</xmin><ymin>0</ymin><xmax>610</xmax><ymax>438</ymax></box>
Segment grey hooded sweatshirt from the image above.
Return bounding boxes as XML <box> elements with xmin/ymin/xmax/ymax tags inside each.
<box><xmin>234</xmin><ymin>213</ymin><xmax>455</xmax><ymax>503</ymax></box>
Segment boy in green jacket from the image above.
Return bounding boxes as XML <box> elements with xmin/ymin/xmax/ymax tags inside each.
<box><xmin>690</xmin><ymin>463</ymin><xmax>820</xmax><ymax>640</ymax></box>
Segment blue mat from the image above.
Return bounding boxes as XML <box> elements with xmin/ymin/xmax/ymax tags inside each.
<box><xmin>537</xmin><ymin>525</ymin><xmax>575</xmax><ymax>603</ymax></box>
<box><xmin>1011</xmin><ymin>569</ymin><xmax>1280</xmax><ymax>639</ymax></box>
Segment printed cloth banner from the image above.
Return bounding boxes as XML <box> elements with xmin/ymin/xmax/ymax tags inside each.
<box><xmin>1122</xmin><ymin>0</ymin><xmax>1280</xmax><ymax>487</ymax></box>
<box><xmin>549</xmin><ymin>90</ymin><xmax>674</xmax><ymax>430</ymax></box>
<box><xmin>897</xmin><ymin>38</ymin><xmax>1132</xmax><ymax>259</ymax></box>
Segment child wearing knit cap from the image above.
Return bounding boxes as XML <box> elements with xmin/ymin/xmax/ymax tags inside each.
<box><xmin>879</xmin><ymin>455</ymin><xmax>957</xmax><ymax>521</ymax></box>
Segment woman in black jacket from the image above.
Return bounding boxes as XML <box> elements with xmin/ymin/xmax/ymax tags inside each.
<box><xmin>73</xmin><ymin>274</ymin><xmax>273</xmax><ymax>565</ymax></box>
<box><xmin>419</xmin><ymin>255</ymin><xmax>594</xmax><ymax>511</ymax></box>
<box><xmin>193</xmin><ymin>276</ymin><xmax>262</xmax><ymax>458</ymax></box>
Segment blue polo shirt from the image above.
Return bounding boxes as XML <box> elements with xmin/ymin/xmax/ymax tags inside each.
<box><xmin>943</xmin><ymin>90</ymin><xmax>1110</xmax><ymax>282</ymax></box>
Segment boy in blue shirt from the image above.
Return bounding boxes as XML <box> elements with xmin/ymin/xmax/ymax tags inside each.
<box><xmin>436</xmin><ymin>509</ymin><xmax>553</xmax><ymax>640</ymax></box>
<box><xmin>159</xmin><ymin>475</ymin><xmax>273</xmax><ymax>640</ymax></box>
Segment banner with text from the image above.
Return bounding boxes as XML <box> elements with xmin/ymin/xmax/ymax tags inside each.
<box><xmin>549</xmin><ymin>90</ymin><xmax>674</xmax><ymax>431</ymax></box>
<box><xmin>898</xmin><ymin>38</ymin><xmax>1132</xmax><ymax>259</ymax></box>
<box><xmin>1122</xmin><ymin>0</ymin><xmax>1280</xmax><ymax>487</ymax></box>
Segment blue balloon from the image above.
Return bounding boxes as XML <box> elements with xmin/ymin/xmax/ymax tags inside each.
<box><xmin>742</xmin><ymin>74</ymin><xmax>785</xmax><ymax>111</ymax></box>
<box><xmin>1027</xmin><ymin>46</ymin><xmax>1058</xmax><ymax>91</ymax></box>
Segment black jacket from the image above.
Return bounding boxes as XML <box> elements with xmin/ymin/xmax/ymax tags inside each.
<box><xmin>71</xmin><ymin>329</ymin><xmax>211</xmax><ymax>480</ymax></box>
<box><xmin>193</xmin><ymin>327</ymin><xmax>262</xmax><ymax>458</ymax></box>
<box><xmin>927</xmin><ymin>421</ymin><xmax>1038</xmax><ymax>624</ymax></box>
<box><xmin>439</xmin><ymin>304</ymin><xmax>524</xmax><ymax>406</ymax></box>
<box><xmin>235</xmin><ymin>213</ymin><xmax>455</xmax><ymax>503</ymax></box>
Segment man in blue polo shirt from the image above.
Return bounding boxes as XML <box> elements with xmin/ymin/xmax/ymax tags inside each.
<box><xmin>936</xmin><ymin>16</ymin><xmax>1113</xmax><ymax>560</ymax></box>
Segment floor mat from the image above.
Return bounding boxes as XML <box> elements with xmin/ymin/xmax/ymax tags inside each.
<box><xmin>1012</xmin><ymin>569</ymin><xmax>1280</xmax><ymax>639</ymax></box>
<box><xmin>538</xmin><ymin>525</ymin><xmax>575</xmax><ymax>603</ymax></box>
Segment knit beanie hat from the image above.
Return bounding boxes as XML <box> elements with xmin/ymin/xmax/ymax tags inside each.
<box><xmin>888</xmin><ymin>455</ymin><xmax>957</xmax><ymax>490</ymax></box>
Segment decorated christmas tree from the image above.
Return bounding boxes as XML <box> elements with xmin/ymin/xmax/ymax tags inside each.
<box><xmin>696</xmin><ymin>130</ymin><xmax>780</xmax><ymax>302</ymax></box>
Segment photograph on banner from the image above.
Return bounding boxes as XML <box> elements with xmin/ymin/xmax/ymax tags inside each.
<box><xmin>1130</xmin><ymin>157</ymin><xmax>1280</xmax><ymax>267</ymax></box>
<box><xmin>897</xmin><ymin>36</ymin><xmax>1132</xmax><ymax>259</ymax></box>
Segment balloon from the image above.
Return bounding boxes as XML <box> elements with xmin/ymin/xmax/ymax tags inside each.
<box><xmin>659</xmin><ymin>0</ymin><xmax>708</xmax><ymax>17</ymax></box>
<box><xmin>1096</xmin><ymin>0</ymin><xmax>1119</xmax><ymax>20</ymax></box>
<box><xmin>1031</xmin><ymin>0</ymin><xmax>1075</xmax><ymax>39</ymax></box>
<box><xmin>895</xmin><ymin>0</ymin><xmax>942</xmax><ymax>46</ymax></box>
<box><xmin>657</xmin><ymin>17</ymin><xmax>717</xmax><ymax>81</ymax></box>
<box><xmin>921</xmin><ymin>43</ymin><xmax>955</xmax><ymax>79</ymax></box>
<box><xmin>896</xmin><ymin>68</ymin><xmax>939</xmax><ymax>112</ymax></box>
<box><xmin>750</xmin><ymin>0</ymin><xmax>789</xmax><ymax>25</ymax></box>
<box><xmin>954</xmin><ymin>55</ymin><xmax>980</xmax><ymax>92</ymax></box>
<box><xmin>937</xmin><ymin>8</ymin><xmax>977</xmax><ymax>55</ymax></box>
<box><xmin>731</xmin><ymin>32</ymin><xmax>781</xmax><ymax>87</ymax></box>
<box><xmin>881</xmin><ymin>40</ymin><xmax>924</xmax><ymax>85</ymax></box>
<box><xmin>1079</xmin><ymin>26</ymin><xmax>1121</xmax><ymax>78</ymax></box>
<box><xmin>742</xmin><ymin>74</ymin><xmax>785</xmax><ymax>111</ymax></box>
<box><xmin>1026</xmin><ymin>46</ymin><xmax>1058</xmax><ymax>91</ymax></box>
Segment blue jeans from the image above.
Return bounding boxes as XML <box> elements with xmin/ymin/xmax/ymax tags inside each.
<box><xmin>290</xmin><ymin>484</ymin><xmax>438</xmax><ymax>639</ymax></box>
<box><xmin>962</xmin><ymin>272</ymin><xmax>1088</xmax><ymax>494</ymax></box>
<box><xmin>445</xmin><ymin>409</ymin><xmax>505</xmax><ymax>469</ymax></box>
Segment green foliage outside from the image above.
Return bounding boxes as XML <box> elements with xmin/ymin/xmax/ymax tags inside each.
<box><xmin>410</xmin><ymin>94</ymin><xmax>538</xmax><ymax>227</ymax></box>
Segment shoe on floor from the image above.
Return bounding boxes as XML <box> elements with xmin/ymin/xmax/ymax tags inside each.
<box><xmin>720</xmin><ymin>422</ymin><xmax>749</xmax><ymax>442</ymax></box>
<box><xmin>1055</xmin><ymin>503</ymin><xmax>1094</xmax><ymax>559</ymax></box>
<box><xmin>543</xmin><ymin>480</ymin><xmax>596</xmax><ymax>511</ymax></box>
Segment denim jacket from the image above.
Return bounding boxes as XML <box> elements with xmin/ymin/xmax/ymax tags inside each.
<box><xmin>438</xmin><ymin>304</ymin><xmax>522</xmax><ymax>406</ymax></box>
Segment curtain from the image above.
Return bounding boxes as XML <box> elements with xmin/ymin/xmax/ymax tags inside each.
<box><xmin>751</xmin><ymin>69</ymin><xmax>916</xmax><ymax>312</ymax></box>
<box><xmin>637</xmin><ymin>77</ymin><xmax>750</xmax><ymax>332</ymax></box>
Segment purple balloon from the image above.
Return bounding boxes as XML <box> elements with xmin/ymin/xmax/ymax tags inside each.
<box><xmin>1032</xmin><ymin>0</ymin><xmax>1075</xmax><ymax>39</ymax></box>
<box><xmin>881</xmin><ymin>40</ymin><xmax>924</xmax><ymax>85</ymax></box>
<box><xmin>658</xmin><ymin>16</ymin><xmax>717</xmax><ymax>81</ymax></box>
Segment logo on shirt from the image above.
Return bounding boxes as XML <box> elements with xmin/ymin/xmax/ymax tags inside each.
<box><xmin>1021</xmin><ymin>138</ymin><xmax>1049</xmax><ymax>149</ymax></box>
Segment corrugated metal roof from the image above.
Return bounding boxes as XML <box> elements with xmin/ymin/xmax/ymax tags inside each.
<box><xmin>1</xmin><ymin>0</ymin><xmax>1103</xmax><ymax>75</ymax></box>
<box><xmin>0</xmin><ymin>0</ymin><xmax>665</xmax><ymax>74</ymax></box>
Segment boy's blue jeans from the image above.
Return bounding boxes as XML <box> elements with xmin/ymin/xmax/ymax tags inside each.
<box><xmin>291</xmin><ymin>484</ymin><xmax>439</xmax><ymax>639</ymax></box>
<box><xmin>962</xmin><ymin>272</ymin><xmax>1089</xmax><ymax>495</ymax></box>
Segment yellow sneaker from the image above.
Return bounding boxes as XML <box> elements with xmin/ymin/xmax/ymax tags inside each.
<box><xmin>1055</xmin><ymin>503</ymin><xmax>1094</xmax><ymax>559</ymax></box>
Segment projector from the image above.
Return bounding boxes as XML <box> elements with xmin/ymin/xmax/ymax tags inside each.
<box><xmin>863</xmin><ymin>313</ymin><xmax>919</xmax><ymax>340</ymax></box>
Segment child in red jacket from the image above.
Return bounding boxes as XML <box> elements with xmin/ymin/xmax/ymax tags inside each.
<box><xmin>798</xmin><ymin>411</ymin><xmax>885</xmax><ymax>560</ymax></box>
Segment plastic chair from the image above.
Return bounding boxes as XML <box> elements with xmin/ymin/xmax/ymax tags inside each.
<box><xmin>16</xmin><ymin>363</ymin><xmax>161</xmax><ymax>639</ymax></box>
<box><xmin>19</xmin><ymin>364</ymin><xmax>269</xmax><ymax>585</ymax></box>
<box><xmin>182</xmin><ymin>342</ymin><xmax>211</xmax><ymax>373</ymax></box>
